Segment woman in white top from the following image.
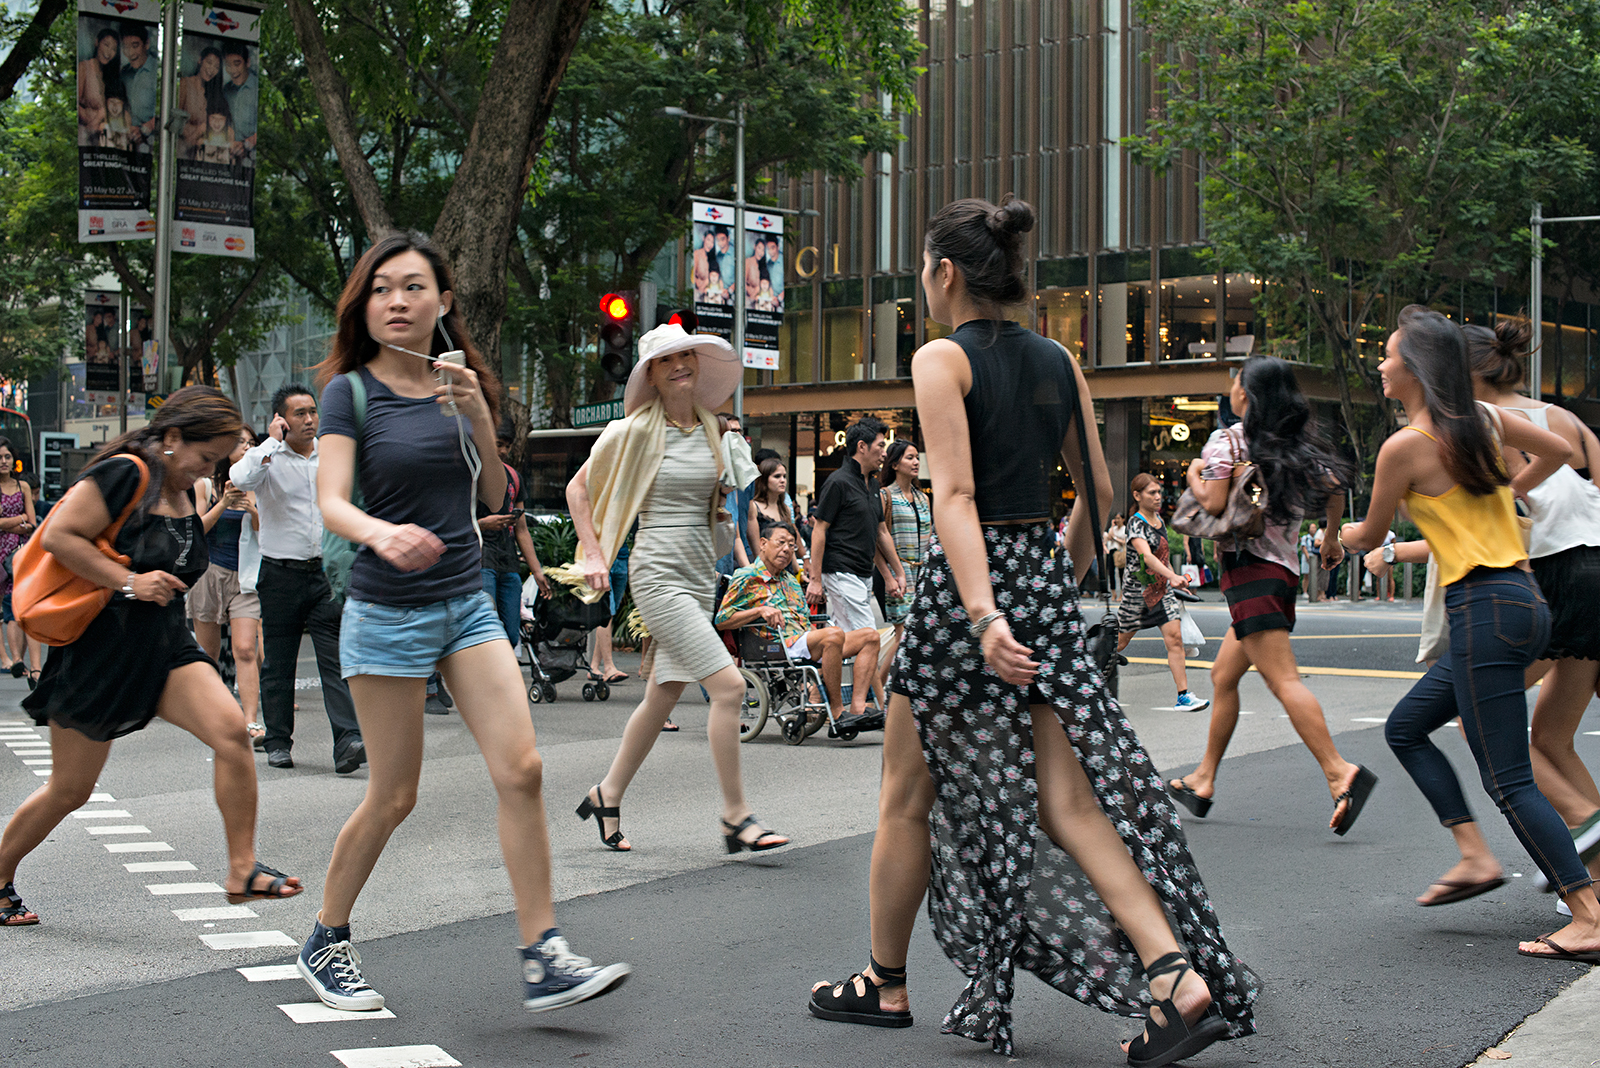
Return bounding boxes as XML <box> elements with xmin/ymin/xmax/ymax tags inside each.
<box><xmin>1465</xmin><ymin>321</ymin><xmax>1600</xmax><ymax>887</ymax></box>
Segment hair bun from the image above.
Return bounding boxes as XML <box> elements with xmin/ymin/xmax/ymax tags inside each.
<box><xmin>1493</xmin><ymin>318</ymin><xmax>1531</xmax><ymax>358</ymax></box>
<box><xmin>988</xmin><ymin>195</ymin><xmax>1035</xmax><ymax>237</ymax></box>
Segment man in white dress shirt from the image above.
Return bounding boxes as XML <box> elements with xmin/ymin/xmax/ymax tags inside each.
<box><xmin>231</xmin><ymin>384</ymin><xmax>364</xmax><ymax>773</ymax></box>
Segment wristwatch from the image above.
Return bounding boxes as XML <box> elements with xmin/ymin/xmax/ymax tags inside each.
<box><xmin>121</xmin><ymin>573</ymin><xmax>138</xmax><ymax>600</ymax></box>
<box><xmin>1381</xmin><ymin>544</ymin><xmax>1396</xmax><ymax>566</ymax></box>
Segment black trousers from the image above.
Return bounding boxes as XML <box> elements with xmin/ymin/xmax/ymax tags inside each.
<box><xmin>257</xmin><ymin>558</ymin><xmax>360</xmax><ymax>754</ymax></box>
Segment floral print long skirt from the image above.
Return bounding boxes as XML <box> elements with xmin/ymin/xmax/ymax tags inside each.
<box><xmin>893</xmin><ymin>523</ymin><xmax>1259</xmax><ymax>1056</ymax></box>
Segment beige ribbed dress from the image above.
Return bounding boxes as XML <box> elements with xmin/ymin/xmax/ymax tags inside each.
<box><xmin>629</xmin><ymin>427</ymin><xmax>733</xmax><ymax>683</ymax></box>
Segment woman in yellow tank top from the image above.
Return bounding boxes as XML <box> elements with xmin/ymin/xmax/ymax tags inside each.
<box><xmin>1341</xmin><ymin>304</ymin><xmax>1600</xmax><ymax>963</ymax></box>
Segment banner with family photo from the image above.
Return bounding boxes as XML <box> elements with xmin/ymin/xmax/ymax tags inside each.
<box><xmin>690</xmin><ymin>201</ymin><xmax>736</xmax><ymax>346</ymax></box>
<box><xmin>741</xmin><ymin>210</ymin><xmax>783</xmax><ymax>369</ymax></box>
<box><xmin>76</xmin><ymin>0</ymin><xmax>162</xmax><ymax>243</ymax></box>
<box><xmin>83</xmin><ymin>290</ymin><xmax>121</xmax><ymax>402</ymax></box>
<box><xmin>690</xmin><ymin>202</ymin><xmax>784</xmax><ymax>369</ymax></box>
<box><xmin>172</xmin><ymin>3</ymin><xmax>260</xmax><ymax>259</ymax></box>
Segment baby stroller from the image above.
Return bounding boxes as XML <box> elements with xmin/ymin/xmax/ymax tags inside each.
<box><xmin>521</xmin><ymin>592</ymin><xmax>613</xmax><ymax>704</ymax></box>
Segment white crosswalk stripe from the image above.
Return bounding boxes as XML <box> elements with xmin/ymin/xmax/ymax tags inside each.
<box><xmin>146</xmin><ymin>882</ymin><xmax>225</xmax><ymax>895</ymax></box>
<box><xmin>278</xmin><ymin>1003</ymin><xmax>398</xmax><ymax>1024</ymax></box>
<box><xmin>200</xmin><ymin>931</ymin><xmax>297</xmax><ymax>950</ymax></box>
<box><xmin>330</xmin><ymin>1046</ymin><xmax>459</xmax><ymax>1068</ymax></box>
<box><xmin>237</xmin><ymin>964</ymin><xmax>301</xmax><ymax>982</ymax></box>
<box><xmin>173</xmin><ymin>906</ymin><xmax>258</xmax><ymax>922</ymax></box>
<box><xmin>104</xmin><ymin>841</ymin><xmax>173</xmax><ymax>853</ymax></box>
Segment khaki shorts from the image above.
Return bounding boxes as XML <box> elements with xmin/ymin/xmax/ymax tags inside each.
<box><xmin>186</xmin><ymin>563</ymin><xmax>262</xmax><ymax>624</ymax></box>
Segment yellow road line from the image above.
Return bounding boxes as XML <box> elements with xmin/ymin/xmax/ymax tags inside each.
<box><xmin>1125</xmin><ymin>633</ymin><xmax>1421</xmax><ymax>641</ymax></box>
<box><xmin>1123</xmin><ymin>656</ymin><xmax>1426</xmax><ymax>680</ymax></box>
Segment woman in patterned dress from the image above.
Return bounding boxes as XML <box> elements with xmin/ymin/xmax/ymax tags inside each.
<box><xmin>0</xmin><ymin>436</ymin><xmax>39</xmax><ymax>684</ymax></box>
<box><xmin>876</xmin><ymin>439</ymin><xmax>929</xmax><ymax>693</ymax></box>
<box><xmin>808</xmin><ymin>196</ymin><xmax>1257</xmax><ymax>1066</ymax></box>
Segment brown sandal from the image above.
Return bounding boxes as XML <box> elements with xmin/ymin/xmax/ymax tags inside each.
<box><xmin>225</xmin><ymin>861</ymin><xmax>303</xmax><ymax>904</ymax></box>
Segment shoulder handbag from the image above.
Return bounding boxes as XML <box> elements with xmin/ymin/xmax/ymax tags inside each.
<box><xmin>1053</xmin><ymin>340</ymin><xmax>1121</xmax><ymax>682</ymax></box>
<box><xmin>13</xmin><ymin>455</ymin><xmax>150</xmax><ymax>646</ymax></box>
<box><xmin>322</xmin><ymin>371</ymin><xmax>367</xmax><ymax>602</ymax></box>
<box><xmin>1169</xmin><ymin>426</ymin><xmax>1268</xmax><ymax>542</ymax></box>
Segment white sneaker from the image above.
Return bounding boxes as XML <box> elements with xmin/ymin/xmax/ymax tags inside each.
<box><xmin>1173</xmin><ymin>692</ymin><xmax>1211</xmax><ymax>713</ymax></box>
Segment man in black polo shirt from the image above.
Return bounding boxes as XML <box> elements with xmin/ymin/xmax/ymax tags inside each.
<box><xmin>806</xmin><ymin>416</ymin><xmax>905</xmax><ymax>660</ymax></box>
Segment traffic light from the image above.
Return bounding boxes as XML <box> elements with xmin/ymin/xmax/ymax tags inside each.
<box><xmin>598</xmin><ymin>290</ymin><xmax>638</xmax><ymax>383</ymax></box>
<box><xmin>664</xmin><ymin>307</ymin><xmax>697</xmax><ymax>332</ymax></box>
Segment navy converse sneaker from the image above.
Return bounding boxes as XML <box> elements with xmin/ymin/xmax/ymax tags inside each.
<box><xmin>297</xmin><ymin>919</ymin><xmax>385</xmax><ymax>1011</ymax></box>
<box><xmin>521</xmin><ymin>929</ymin><xmax>631</xmax><ymax>1013</ymax></box>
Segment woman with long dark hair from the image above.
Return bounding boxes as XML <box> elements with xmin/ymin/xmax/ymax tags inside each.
<box><xmin>746</xmin><ymin>456</ymin><xmax>804</xmax><ymax>572</ymax></box>
<box><xmin>876</xmin><ymin>438</ymin><xmax>929</xmax><ymax>693</ymax></box>
<box><xmin>808</xmin><ymin>197</ymin><xmax>1257</xmax><ymax>1065</ymax></box>
<box><xmin>1425</xmin><ymin>321</ymin><xmax>1600</xmax><ymax>900</ymax></box>
<box><xmin>297</xmin><ymin>231</ymin><xmax>629</xmax><ymax>1013</ymax></box>
<box><xmin>1</xmin><ymin>387</ymin><xmax>301</xmax><ymax>928</ymax></box>
<box><xmin>1342</xmin><ymin>305</ymin><xmax>1600</xmax><ymax>958</ymax></box>
<box><xmin>1166</xmin><ymin>357</ymin><xmax>1376</xmax><ymax>834</ymax></box>
<box><xmin>0</xmin><ymin>435</ymin><xmax>39</xmax><ymax>686</ymax></box>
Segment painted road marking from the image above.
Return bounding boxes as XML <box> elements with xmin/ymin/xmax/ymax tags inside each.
<box><xmin>146</xmin><ymin>882</ymin><xmax>225</xmax><ymax>895</ymax></box>
<box><xmin>1351</xmin><ymin>717</ymin><xmax>1389</xmax><ymax>723</ymax></box>
<box><xmin>278</xmin><ymin>1003</ymin><xmax>398</xmax><ymax>1024</ymax></box>
<box><xmin>20</xmin><ymin>759</ymin><xmax>52</xmax><ymax>765</ymax></box>
<box><xmin>4</xmin><ymin>739</ymin><xmax>44</xmax><ymax>746</ymax></box>
<box><xmin>237</xmin><ymin>964</ymin><xmax>301</xmax><ymax>982</ymax></box>
<box><xmin>32</xmin><ymin>769</ymin><xmax>50</xmax><ymax>776</ymax></box>
<box><xmin>86</xmin><ymin>793</ymin><xmax>116</xmax><ymax>802</ymax></box>
<box><xmin>330</xmin><ymin>1046</ymin><xmax>459</xmax><ymax>1068</ymax></box>
<box><xmin>173</xmin><ymin>906</ymin><xmax>258</xmax><ymax>921</ymax></box>
<box><xmin>104</xmin><ymin>842</ymin><xmax>173</xmax><ymax>853</ymax></box>
<box><xmin>125</xmin><ymin>861</ymin><xmax>197</xmax><ymax>873</ymax></box>
<box><xmin>200</xmin><ymin>931</ymin><xmax>297</xmax><ymax>950</ymax></box>
<box><xmin>1586</xmin><ymin>731</ymin><xmax>1600</xmax><ymax>737</ymax></box>
<box><xmin>86</xmin><ymin>825</ymin><xmax>151</xmax><ymax>835</ymax></box>
<box><xmin>73</xmin><ymin>810</ymin><xmax>132</xmax><ymax>819</ymax></box>
<box><xmin>1124</xmin><ymin>656</ymin><xmax>1425</xmax><ymax>680</ymax></box>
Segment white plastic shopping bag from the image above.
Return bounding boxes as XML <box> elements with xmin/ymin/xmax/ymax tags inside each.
<box><xmin>1178</xmin><ymin>603</ymin><xmax>1205</xmax><ymax>658</ymax></box>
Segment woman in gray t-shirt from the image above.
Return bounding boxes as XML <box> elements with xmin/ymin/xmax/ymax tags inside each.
<box><xmin>295</xmin><ymin>232</ymin><xmax>629</xmax><ymax>1019</ymax></box>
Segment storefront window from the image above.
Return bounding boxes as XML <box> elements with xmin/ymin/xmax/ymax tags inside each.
<box><xmin>824</xmin><ymin>307</ymin><xmax>865</xmax><ymax>381</ymax></box>
<box><xmin>780</xmin><ymin>290</ymin><xmax>814</xmax><ymax>384</ymax></box>
<box><xmin>1038</xmin><ymin>286</ymin><xmax>1091</xmax><ymax>359</ymax></box>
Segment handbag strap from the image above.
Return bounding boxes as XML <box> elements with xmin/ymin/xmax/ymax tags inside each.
<box><xmin>101</xmin><ymin>454</ymin><xmax>151</xmax><ymax>544</ymax></box>
<box><xmin>1049</xmin><ymin>340</ymin><xmax>1109</xmax><ymax>604</ymax></box>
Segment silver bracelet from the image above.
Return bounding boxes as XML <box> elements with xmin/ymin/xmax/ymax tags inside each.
<box><xmin>969</xmin><ymin>610</ymin><xmax>1004</xmax><ymax>640</ymax></box>
<box><xmin>121</xmin><ymin>573</ymin><xmax>138</xmax><ymax>600</ymax></box>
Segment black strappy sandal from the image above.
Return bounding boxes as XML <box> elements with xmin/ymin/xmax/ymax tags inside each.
<box><xmin>1125</xmin><ymin>952</ymin><xmax>1227</xmax><ymax>1068</ymax></box>
<box><xmin>808</xmin><ymin>959</ymin><xmax>913</xmax><ymax>1028</ymax></box>
<box><xmin>576</xmin><ymin>785</ymin><xmax>630</xmax><ymax>851</ymax></box>
<box><xmin>225</xmin><ymin>861</ymin><xmax>303</xmax><ymax>904</ymax></box>
<box><xmin>722</xmin><ymin>814</ymin><xmax>788</xmax><ymax>854</ymax></box>
<box><xmin>2</xmin><ymin>882</ymin><xmax>40</xmax><ymax>926</ymax></box>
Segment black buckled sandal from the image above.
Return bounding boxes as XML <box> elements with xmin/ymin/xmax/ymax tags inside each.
<box><xmin>1125</xmin><ymin>952</ymin><xmax>1227</xmax><ymax>1068</ymax></box>
<box><xmin>576</xmin><ymin>785</ymin><xmax>630</xmax><ymax>851</ymax></box>
<box><xmin>225</xmin><ymin>861</ymin><xmax>303</xmax><ymax>904</ymax></box>
<box><xmin>722</xmin><ymin>814</ymin><xmax>788</xmax><ymax>854</ymax></box>
<box><xmin>2</xmin><ymin>882</ymin><xmax>40</xmax><ymax>926</ymax></box>
<box><xmin>808</xmin><ymin>959</ymin><xmax>912</xmax><ymax>1028</ymax></box>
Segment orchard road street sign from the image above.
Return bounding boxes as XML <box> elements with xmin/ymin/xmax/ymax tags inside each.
<box><xmin>573</xmin><ymin>399</ymin><xmax>624</xmax><ymax>427</ymax></box>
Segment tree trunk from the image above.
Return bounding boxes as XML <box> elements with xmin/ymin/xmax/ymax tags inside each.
<box><xmin>284</xmin><ymin>0</ymin><xmax>396</xmax><ymax>239</ymax></box>
<box><xmin>430</xmin><ymin>0</ymin><xmax>595</xmax><ymax>372</ymax></box>
<box><xmin>0</xmin><ymin>0</ymin><xmax>70</xmax><ymax>103</ymax></box>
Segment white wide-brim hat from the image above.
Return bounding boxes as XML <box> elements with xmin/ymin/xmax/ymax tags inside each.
<box><xmin>623</xmin><ymin>323</ymin><xmax>740</xmax><ymax>416</ymax></box>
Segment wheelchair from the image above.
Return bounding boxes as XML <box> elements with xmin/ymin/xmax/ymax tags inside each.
<box><xmin>733</xmin><ymin>628</ymin><xmax>881</xmax><ymax>746</ymax></box>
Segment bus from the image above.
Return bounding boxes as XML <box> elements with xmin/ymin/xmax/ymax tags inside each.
<box><xmin>0</xmin><ymin>407</ymin><xmax>31</xmax><ymax>475</ymax></box>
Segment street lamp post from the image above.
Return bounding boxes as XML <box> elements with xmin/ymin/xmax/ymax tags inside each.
<box><xmin>1529</xmin><ymin>202</ymin><xmax>1600</xmax><ymax>401</ymax></box>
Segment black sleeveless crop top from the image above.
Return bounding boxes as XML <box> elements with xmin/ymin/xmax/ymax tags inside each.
<box><xmin>951</xmin><ymin>319</ymin><xmax>1080</xmax><ymax>522</ymax></box>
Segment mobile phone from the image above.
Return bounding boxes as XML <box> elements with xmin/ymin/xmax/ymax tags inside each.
<box><xmin>437</xmin><ymin>350</ymin><xmax>466</xmax><ymax>368</ymax></box>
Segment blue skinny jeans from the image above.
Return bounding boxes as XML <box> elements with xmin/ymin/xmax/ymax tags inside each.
<box><xmin>1385</xmin><ymin>567</ymin><xmax>1592</xmax><ymax>896</ymax></box>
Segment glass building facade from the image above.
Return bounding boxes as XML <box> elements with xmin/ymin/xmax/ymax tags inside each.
<box><xmin>725</xmin><ymin>0</ymin><xmax>1600</xmax><ymax>513</ymax></box>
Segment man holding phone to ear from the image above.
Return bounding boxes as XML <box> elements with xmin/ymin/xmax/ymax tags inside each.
<box><xmin>231</xmin><ymin>384</ymin><xmax>365</xmax><ymax>774</ymax></box>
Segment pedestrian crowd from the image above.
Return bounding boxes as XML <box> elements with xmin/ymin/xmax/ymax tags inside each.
<box><xmin>3</xmin><ymin>199</ymin><xmax>1599</xmax><ymax>1068</ymax></box>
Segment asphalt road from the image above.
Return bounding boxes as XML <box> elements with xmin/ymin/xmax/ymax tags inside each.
<box><xmin>2</xmin><ymin>603</ymin><xmax>1597</xmax><ymax>1068</ymax></box>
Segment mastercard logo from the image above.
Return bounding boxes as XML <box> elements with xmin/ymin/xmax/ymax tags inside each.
<box><xmin>224</xmin><ymin>236</ymin><xmax>245</xmax><ymax>251</ymax></box>
<box><xmin>135</xmin><ymin>219</ymin><xmax>155</xmax><ymax>232</ymax></box>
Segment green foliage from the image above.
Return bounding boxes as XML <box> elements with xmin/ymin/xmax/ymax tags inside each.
<box><xmin>1132</xmin><ymin>0</ymin><xmax>1600</xmax><ymax>466</ymax></box>
<box><xmin>0</xmin><ymin>66</ymin><xmax>90</xmax><ymax>383</ymax></box>
<box><xmin>528</xmin><ymin>512</ymin><xmax>579</xmax><ymax>567</ymax></box>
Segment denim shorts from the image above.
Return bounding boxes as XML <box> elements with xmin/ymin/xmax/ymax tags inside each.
<box><xmin>340</xmin><ymin>590</ymin><xmax>507</xmax><ymax>679</ymax></box>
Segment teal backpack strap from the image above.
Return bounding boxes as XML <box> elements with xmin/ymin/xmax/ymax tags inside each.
<box><xmin>345</xmin><ymin>370</ymin><xmax>366</xmax><ymax>511</ymax></box>
<box><xmin>323</xmin><ymin>370</ymin><xmax>369</xmax><ymax>602</ymax></box>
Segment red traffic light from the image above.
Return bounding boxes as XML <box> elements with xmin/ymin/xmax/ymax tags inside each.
<box><xmin>601</xmin><ymin>293</ymin><xmax>631</xmax><ymax>322</ymax></box>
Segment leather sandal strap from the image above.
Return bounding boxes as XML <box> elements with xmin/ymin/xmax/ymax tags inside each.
<box><xmin>1142</xmin><ymin>951</ymin><xmax>1191</xmax><ymax>981</ymax></box>
<box><xmin>869</xmin><ymin>955</ymin><xmax>908</xmax><ymax>988</ymax></box>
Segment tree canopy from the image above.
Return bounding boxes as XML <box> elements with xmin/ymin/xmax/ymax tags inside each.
<box><xmin>1133</xmin><ymin>0</ymin><xmax>1600</xmax><ymax>467</ymax></box>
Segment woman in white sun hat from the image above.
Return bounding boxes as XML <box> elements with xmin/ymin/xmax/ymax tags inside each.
<box><xmin>566</xmin><ymin>322</ymin><xmax>789</xmax><ymax>856</ymax></box>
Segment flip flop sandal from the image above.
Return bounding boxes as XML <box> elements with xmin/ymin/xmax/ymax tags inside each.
<box><xmin>808</xmin><ymin>972</ymin><xmax>913</xmax><ymax>1028</ymax></box>
<box><xmin>1167</xmin><ymin>780</ymin><xmax>1212</xmax><ymax>818</ymax></box>
<box><xmin>604</xmin><ymin>672</ymin><xmax>629</xmax><ymax>684</ymax></box>
<box><xmin>1</xmin><ymin>883</ymin><xmax>39</xmax><ymax>926</ymax></box>
<box><xmin>660</xmin><ymin>721</ymin><xmax>680</xmax><ymax>732</ymax></box>
<box><xmin>1418</xmin><ymin>876</ymin><xmax>1506</xmax><ymax>907</ymax></box>
<box><xmin>226</xmin><ymin>861</ymin><xmax>303</xmax><ymax>904</ymax></box>
<box><xmin>1332</xmin><ymin>765</ymin><xmax>1378</xmax><ymax>836</ymax></box>
<box><xmin>1516</xmin><ymin>935</ymin><xmax>1600</xmax><ymax>963</ymax></box>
